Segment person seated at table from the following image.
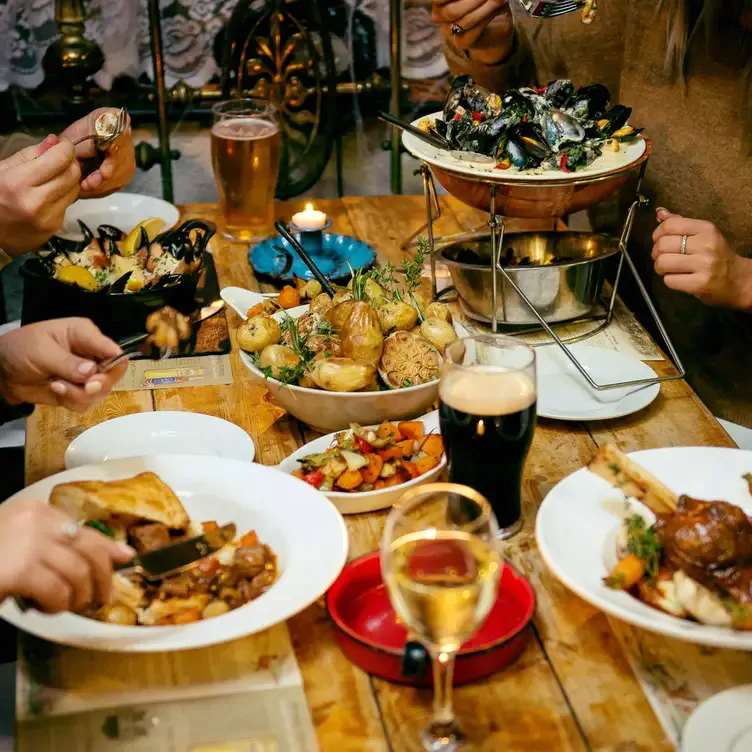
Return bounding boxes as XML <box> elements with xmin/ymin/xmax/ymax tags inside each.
<box><xmin>0</xmin><ymin>107</ymin><xmax>136</xmax><ymax>263</ymax></box>
<box><xmin>0</xmin><ymin>316</ymin><xmax>132</xmax><ymax>615</ymax></box>
<box><xmin>433</xmin><ymin>0</ymin><xmax>752</xmax><ymax>427</ymax></box>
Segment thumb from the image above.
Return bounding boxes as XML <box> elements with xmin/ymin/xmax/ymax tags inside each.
<box><xmin>656</xmin><ymin>207</ymin><xmax>678</xmax><ymax>223</ymax></box>
<box><xmin>106</xmin><ymin>539</ymin><xmax>136</xmax><ymax>563</ymax></box>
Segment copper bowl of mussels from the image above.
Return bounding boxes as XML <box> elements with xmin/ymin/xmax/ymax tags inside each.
<box><xmin>20</xmin><ymin>219</ymin><xmax>215</xmax><ymax>341</ymax></box>
<box><xmin>410</xmin><ymin>77</ymin><xmax>650</xmax><ymax>219</ymax></box>
<box><xmin>440</xmin><ymin>232</ymin><xmax>620</xmax><ymax>325</ymax></box>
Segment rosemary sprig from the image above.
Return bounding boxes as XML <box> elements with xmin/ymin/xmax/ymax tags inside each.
<box><xmin>624</xmin><ymin>514</ymin><xmax>662</xmax><ymax>582</ymax></box>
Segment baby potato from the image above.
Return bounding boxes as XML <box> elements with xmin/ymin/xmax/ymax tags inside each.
<box><xmin>310</xmin><ymin>292</ymin><xmax>334</xmax><ymax>317</ymax></box>
<box><xmin>309</xmin><ymin>357</ymin><xmax>376</xmax><ymax>392</ymax></box>
<box><xmin>327</xmin><ymin>300</ymin><xmax>360</xmax><ymax>331</ymax></box>
<box><xmin>258</xmin><ymin>344</ymin><xmax>300</xmax><ymax>379</ymax></box>
<box><xmin>300</xmin><ymin>278</ymin><xmax>322</xmax><ymax>300</ymax></box>
<box><xmin>424</xmin><ymin>302</ymin><xmax>452</xmax><ymax>323</ymax></box>
<box><xmin>378</xmin><ymin>301</ymin><xmax>419</xmax><ymax>333</ymax></box>
<box><xmin>411</xmin><ymin>293</ymin><xmax>428</xmax><ymax>312</ymax></box>
<box><xmin>341</xmin><ymin>301</ymin><xmax>384</xmax><ymax>366</ymax></box>
<box><xmin>99</xmin><ymin>604</ymin><xmax>138</xmax><ymax>626</ymax></box>
<box><xmin>348</xmin><ymin>277</ymin><xmax>386</xmax><ymax>306</ymax></box>
<box><xmin>420</xmin><ymin>318</ymin><xmax>457</xmax><ymax>354</ymax></box>
<box><xmin>202</xmin><ymin>600</ymin><xmax>231</xmax><ymax>620</ymax></box>
<box><xmin>237</xmin><ymin>315</ymin><xmax>281</xmax><ymax>353</ymax></box>
<box><xmin>331</xmin><ymin>287</ymin><xmax>354</xmax><ymax>306</ymax></box>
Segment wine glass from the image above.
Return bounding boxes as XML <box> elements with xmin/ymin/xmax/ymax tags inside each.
<box><xmin>381</xmin><ymin>483</ymin><xmax>502</xmax><ymax>750</ymax></box>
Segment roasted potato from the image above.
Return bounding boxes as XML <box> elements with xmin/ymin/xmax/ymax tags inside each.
<box><xmin>410</xmin><ymin>292</ymin><xmax>428</xmax><ymax>313</ymax></box>
<box><xmin>306</xmin><ymin>333</ymin><xmax>342</xmax><ymax>357</ymax></box>
<box><xmin>378</xmin><ymin>301</ymin><xmax>419</xmax><ymax>333</ymax></box>
<box><xmin>327</xmin><ymin>300</ymin><xmax>360</xmax><ymax>331</ymax></box>
<box><xmin>309</xmin><ymin>357</ymin><xmax>376</xmax><ymax>392</ymax></box>
<box><xmin>310</xmin><ymin>292</ymin><xmax>334</xmax><ymax>317</ymax></box>
<box><xmin>419</xmin><ymin>318</ymin><xmax>457</xmax><ymax>354</ymax></box>
<box><xmin>237</xmin><ymin>315</ymin><xmax>281</xmax><ymax>353</ymax></box>
<box><xmin>424</xmin><ymin>302</ymin><xmax>452</xmax><ymax>323</ymax></box>
<box><xmin>341</xmin><ymin>301</ymin><xmax>384</xmax><ymax>366</ymax></box>
<box><xmin>331</xmin><ymin>287</ymin><xmax>354</xmax><ymax>307</ymax></box>
<box><xmin>258</xmin><ymin>344</ymin><xmax>300</xmax><ymax>379</ymax></box>
<box><xmin>300</xmin><ymin>279</ymin><xmax>322</xmax><ymax>300</ymax></box>
<box><xmin>348</xmin><ymin>277</ymin><xmax>386</xmax><ymax>306</ymax></box>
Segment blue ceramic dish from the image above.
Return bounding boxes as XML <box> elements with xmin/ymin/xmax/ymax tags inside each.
<box><xmin>249</xmin><ymin>232</ymin><xmax>376</xmax><ymax>284</ymax></box>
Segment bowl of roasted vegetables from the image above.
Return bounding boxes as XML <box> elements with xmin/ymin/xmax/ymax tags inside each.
<box><xmin>20</xmin><ymin>217</ymin><xmax>215</xmax><ymax>340</ymax></box>
<box><xmin>226</xmin><ymin>242</ymin><xmax>468</xmax><ymax>433</ymax></box>
<box><xmin>279</xmin><ymin>412</ymin><xmax>446</xmax><ymax>514</ymax></box>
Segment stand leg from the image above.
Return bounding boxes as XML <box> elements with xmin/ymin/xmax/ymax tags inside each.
<box><xmin>488</xmin><ymin>186</ymin><xmax>503</xmax><ymax>334</ymax></box>
<box><xmin>424</xmin><ymin>167</ymin><xmax>438</xmax><ymax>300</ymax></box>
<box><xmin>401</xmin><ymin>165</ymin><xmax>441</xmax><ymax>251</ymax></box>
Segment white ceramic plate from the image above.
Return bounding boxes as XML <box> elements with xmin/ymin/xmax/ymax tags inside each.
<box><xmin>536</xmin><ymin>344</ymin><xmax>660</xmax><ymax>421</ymax></box>
<box><xmin>682</xmin><ymin>685</ymin><xmax>752</xmax><ymax>752</ymax></box>
<box><xmin>64</xmin><ymin>412</ymin><xmax>256</xmax><ymax>469</ymax></box>
<box><xmin>58</xmin><ymin>193</ymin><xmax>180</xmax><ymax>240</ymax></box>
<box><xmin>221</xmin><ymin>285</ymin><xmax>470</xmax><ymax>433</ymax></box>
<box><xmin>1</xmin><ymin>455</ymin><xmax>348</xmax><ymax>652</ymax></box>
<box><xmin>403</xmin><ymin>112</ymin><xmax>647</xmax><ymax>183</ymax></box>
<box><xmin>536</xmin><ymin>446</ymin><xmax>752</xmax><ymax>650</ymax></box>
<box><xmin>277</xmin><ymin>410</ymin><xmax>445</xmax><ymax>515</ymax></box>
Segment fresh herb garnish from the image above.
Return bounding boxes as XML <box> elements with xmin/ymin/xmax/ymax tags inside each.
<box><xmin>624</xmin><ymin>514</ymin><xmax>662</xmax><ymax>581</ymax></box>
<box><xmin>86</xmin><ymin>520</ymin><xmax>115</xmax><ymax>538</ymax></box>
<box><xmin>401</xmin><ymin>379</ymin><xmax>413</xmax><ymax>388</ymax></box>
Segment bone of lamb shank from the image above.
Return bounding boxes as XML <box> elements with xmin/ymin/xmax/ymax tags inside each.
<box><xmin>655</xmin><ymin>495</ymin><xmax>752</xmax><ymax>604</ymax></box>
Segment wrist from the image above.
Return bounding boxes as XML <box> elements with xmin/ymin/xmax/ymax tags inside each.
<box><xmin>463</xmin><ymin>7</ymin><xmax>516</xmax><ymax>62</ymax></box>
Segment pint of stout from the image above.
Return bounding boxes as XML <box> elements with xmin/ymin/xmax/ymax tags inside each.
<box><xmin>211</xmin><ymin>99</ymin><xmax>281</xmax><ymax>241</ymax></box>
<box><xmin>439</xmin><ymin>337</ymin><xmax>537</xmax><ymax>539</ymax></box>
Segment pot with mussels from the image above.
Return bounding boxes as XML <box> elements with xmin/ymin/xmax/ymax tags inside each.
<box><xmin>234</xmin><ymin>243</ymin><xmax>466</xmax><ymax>433</ymax></box>
<box><xmin>20</xmin><ymin>218</ymin><xmax>215</xmax><ymax>340</ymax></box>
<box><xmin>404</xmin><ymin>77</ymin><xmax>651</xmax><ymax>218</ymax></box>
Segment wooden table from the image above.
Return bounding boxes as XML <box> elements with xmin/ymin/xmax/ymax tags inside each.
<box><xmin>25</xmin><ymin>197</ymin><xmax>752</xmax><ymax>751</ymax></box>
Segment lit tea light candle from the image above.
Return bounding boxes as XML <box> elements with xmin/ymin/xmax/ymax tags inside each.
<box><xmin>291</xmin><ymin>203</ymin><xmax>327</xmax><ymax>231</ymax></box>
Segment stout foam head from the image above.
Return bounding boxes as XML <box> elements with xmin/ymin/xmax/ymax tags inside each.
<box><xmin>439</xmin><ymin>367</ymin><xmax>536</xmax><ymax>416</ymax></box>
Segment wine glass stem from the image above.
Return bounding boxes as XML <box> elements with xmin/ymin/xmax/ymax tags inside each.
<box><xmin>431</xmin><ymin>650</ymin><xmax>456</xmax><ymax>724</ymax></box>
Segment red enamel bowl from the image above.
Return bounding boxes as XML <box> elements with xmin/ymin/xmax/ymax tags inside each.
<box><xmin>326</xmin><ymin>551</ymin><xmax>535</xmax><ymax>686</ymax></box>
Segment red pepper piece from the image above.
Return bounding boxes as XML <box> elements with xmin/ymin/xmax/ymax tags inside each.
<box><xmin>355</xmin><ymin>434</ymin><xmax>374</xmax><ymax>454</ymax></box>
<box><xmin>471</xmin><ymin>111</ymin><xmax>483</xmax><ymax>122</ymax></box>
<box><xmin>303</xmin><ymin>470</ymin><xmax>325</xmax><ymax>489</ymax></box>
<box><xmin>560</xmin><ymin>153</ymin><xmax>572</xmax><ymax>173</ymax></box>
<box><xmin>522</xmin><ymin>114</ymin><xmax>528</xmax><ymax>122</ymax></box>
<box><xmin>453</xmin><ymin>113</ymin><xmax>462</xmax><ymax>121</ymax></box>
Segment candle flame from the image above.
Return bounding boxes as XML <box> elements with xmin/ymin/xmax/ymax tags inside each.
<box><xmin>305</xmin><ymin>203</ymin><xmax>314</xmax><ymax>212</ymax></box>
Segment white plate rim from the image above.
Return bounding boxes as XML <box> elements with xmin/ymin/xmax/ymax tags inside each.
<box><xmin>681</xmin><ymin>684</ymin><xmax>752</xmax><ymax>752</ymax></box>
<box><xmin>403</xmin><ymin>111</ymin><xmax>647</xmax><ymax>184</ymax></box>
<box><xmin>535</xmin><ymin>344</ymin><xmax>660</xmax><ymax>421</ymax></box>
<box><xmin>64</xmin><ymin>412</ymin><xmax>256</xmax><ymax>469</ymax></box>
<box><xmin>535</xmin><ymin>446</ymin><xmax>752</xmax><ymax>650</ymax></box>
<box><xmin>0</xmin><ymin>455</ymin><xmax>348</xmax><ymax>652</ymax></box>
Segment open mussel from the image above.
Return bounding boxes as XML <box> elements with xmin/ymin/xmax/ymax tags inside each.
<box><xmin>501</xmin><ymin>89</ymin><xmax>537</xmax><ymax>120</ymax></box>
<box><xmin>568</xmin><ymin>83</ymin><xmax>610</xmax><ymax>120</ymax></box>
<box><xmin>153</xmin><ymin>219</ymin><xmax>215</xmax><ymax>263</ymax></box>
<box><xmin>444</xmin><ymin>75</ymin><xmax>501</xmax><ymax>122</ymax></box>
<box><xmin>544</xmin><ymin>79</ymin><xmax>574</xmax><ymax>109</ymax></box>
<box><xmin>508</xmin><ymin>122</ymin><xmax>551</xmax><ymax>164</ymax></box>
<box><xmin>542</xmin><ymin>110</ymin><xmax>586</xmax><ymax>150</ymax></box>
<box><xmin>444</xmin><ymin>74</ymin><xmax>473</xmax><ymax>121</ymax></box>
<box><xmin>108</xmin><ymin>272</ymin><xmax>133</xmax><ymax>294</ymax></box>
<box><xmin>598</xmin><ymin>104</ymin><xmax>632</xmax><ymax>137</ymax></box>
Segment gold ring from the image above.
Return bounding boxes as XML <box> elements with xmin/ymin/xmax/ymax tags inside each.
<box><xmin>680</xmin><ymin>235</ymin><xmax>688</xmax><ymax>255</ymax></box>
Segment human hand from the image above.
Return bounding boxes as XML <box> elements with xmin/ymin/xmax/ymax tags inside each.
<box><xmin>433</xmin><ymin>0</ymin><xmax>514</xmax><ymax>51</ymax></box>
<box><xmin>0</xmin><ymin>319</ymin><xmax>129</xmax><ymax>412</ymax></box>
<box><xmin>0</xmin><ymin>499</ymin><xmax>134</xmax><ymax>613</ymax></box>
<box><xmin>652</xmin><ymin>208</ymin><xmax>752</xmax><ymax>309</ymax></box>
<box><xmin>59</xmin><ymin>108</ymin><xmax>136</xmax><ymax>198</ymax></box>
<box><xmin>0</xmin><ymin>135</ymin><xmax>81</xmax><ymax>255</ymax></box>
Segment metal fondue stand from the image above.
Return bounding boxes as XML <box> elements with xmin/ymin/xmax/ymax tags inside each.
<box><xmin>406</xmin><ymin>137</ymin><xmax>686</xmax><ymax>392</ymax></box>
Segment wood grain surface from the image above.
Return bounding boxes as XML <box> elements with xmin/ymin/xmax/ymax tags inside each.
<box><xmin>24</xmin><ymin>197</ymin><xmax>752</xmax><ymax>751</ymax></box>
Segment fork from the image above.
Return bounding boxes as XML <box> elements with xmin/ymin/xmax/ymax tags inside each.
<box><xmin>72</xmin><ymin>107</ymin><xmax>128</xmax><ymax>150</ymax></box>
<box><xmin>517</xmin><ymin>0</ymin><xmax>586</xmax><ymax>18</ymax></box>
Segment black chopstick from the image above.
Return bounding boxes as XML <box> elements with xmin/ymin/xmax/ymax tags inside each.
<box><xmin>377</xmin><ymin>111</ymin><xmax>450</xmax><ymax>151</ymax></box>
<box><xmin>274</xmin><ymin>220</ymin><xmax>336</xmax><ymax>297</ymax></box>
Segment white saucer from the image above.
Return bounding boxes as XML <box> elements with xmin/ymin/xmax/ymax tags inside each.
<box><xmin>64</xmin><ymin>412</ymin><xmax>255</xmax><ymax>469</ymax></box>
<box><xmin>58</xmin><ymin>193</ymin><xmax>180</xmax><ymax>240</ymax></box>
<box><xmin>682</xmin><ymin>685</ymin><xmax>752</xmax><ymax>752</ymax></box>
<box><xmin>536</xmin><ymin>343</ymin><xmax>660</xmax><ymax>421</ymax></box>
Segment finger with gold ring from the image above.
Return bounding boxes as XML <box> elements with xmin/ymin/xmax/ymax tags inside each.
<box><xmin>451</xmin><ymin>23</ymin><xmax>463</xmax><ymax>35</ymax></box>
<box><xmin>680</xmin><ymin>235</ymin><xmax>688</xmax><ymax>255</ymax></box>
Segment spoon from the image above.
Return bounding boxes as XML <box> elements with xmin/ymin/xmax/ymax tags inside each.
<box><xmin>274</xmin><ymin>220</ymin><xmax>336</xmax><ymax>297</ymax></box>
<box><xmin>99</xmin><ymin>299</ymin><xmax>225</xmax><ymax>372</ymax></box>
<box><xmin>378</xmin><ymin>111</ymin><xmax>451</xmax><ymax>151</ymax></box>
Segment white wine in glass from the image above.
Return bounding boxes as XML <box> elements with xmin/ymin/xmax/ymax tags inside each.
<box><xmin>382</xmin><ymin>483</ymin><xmax>501</xmax><ymax>750</ymax></box>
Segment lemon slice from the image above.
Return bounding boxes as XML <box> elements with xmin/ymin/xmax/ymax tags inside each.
<box><xmin>122</xmin><ymin>217</ymin><xmax>165</xmax><ymax>257</ymax></box>
<box><xmin>56</xmin><ymin>265</ymin><xmax>99</xmax><ymax>291</ymax></box>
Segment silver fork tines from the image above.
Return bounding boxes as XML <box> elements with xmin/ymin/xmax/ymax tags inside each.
<box><xmin>517</xmin><ymin>0</ymin><xmax>584</xmax><ymax>18</ymax></box>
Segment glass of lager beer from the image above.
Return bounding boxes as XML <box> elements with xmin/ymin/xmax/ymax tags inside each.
<box><xmin>211</xmin><ymin>99</ymin><xmax>281</xmax><ymax>241</ymax></box>
<box><xmin>439</xmin><ymin>335</ymin><xmax>537</xmax><ymax>539</ymax></box>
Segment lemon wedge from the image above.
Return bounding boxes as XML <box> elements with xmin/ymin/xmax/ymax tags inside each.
<box><xmin>122</xmin><ymin>217</ymin><xmax>165</xmax><ymax>257</ymax></box>
<box><xmin>56</xmin><ymin>265</ymin><xmax>99</xmax><ymax>291</ymax></box>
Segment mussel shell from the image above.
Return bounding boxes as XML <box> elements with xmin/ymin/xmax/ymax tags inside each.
<box><xmin>504</xmin><ymin>139</ymin><xmax>532</xmax><ymax>169</ymax></box>
<box><xmin>97</xmin><ymin>224</ymin><xmax>125</xmax><ymax>241</ymax></box>
<box><xmin>109</xmin><ymin>272</ymin><xmax>133</xmax><ymax>294</ymax></box>
<box><xmin>569</xmin><ymin>83</ymin><xmax>610</xmax><ymax>120</ymax></box>
<box><xmin>508</xmin><ymin>122</ymin><xmax>551</xmax><ymax>163</ymax></box>
<box><xmin>444</xmin><ymin>74</ymin><xmax>473</xmax><ymax>121</ymax></box>
<box><xmin>462</xmin><ymin>83</ymin><xmax>502</xmax><ymax>119</ymax></box>
<box><xmin>448</xmin><ymin>119</ymin><xmax>500</xmax><ymax>156</ymax></box>
<box><xmin>559</xmin><ymin>140</ymin><xmax>603</xmax><ymax>171</ymax></box>
<box><xmin>542</xmin><ymin>110</ymin><xmax>585</xmax><ymax>149</ymax></box>
<box><xmin>599</xmin><ymin>104</ymin><xmax>632</xmax><ymax>137</ymax></box>
<box><xmin>149</xmin><ymin>274</ymin><xmax>182</xmax><ymax>290</ymax></box>
<box><xmin>544</xmin><ymin>79</ymin><xmax>574</xmax><ymax>109</ymax></box>
<box><xmin>501</xmin><ymin>90</ymin><xmax>536</xmax><ymax>119</ymax></box>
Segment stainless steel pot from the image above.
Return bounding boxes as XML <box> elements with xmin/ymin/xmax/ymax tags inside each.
<box><xmin>439</xmin><ymin>232</ymin><xmax>620</xmax><ymax>325</ymax></box>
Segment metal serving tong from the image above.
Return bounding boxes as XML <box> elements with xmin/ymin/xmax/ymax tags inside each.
<box><xmin>98</xmin><ymin>299</ymin><xmax>225</xmax><ymax>373</ymax></box>
<box><xmin>378</xmin><ymin>111</ymin><xmax>451</xmax><ymax>151</ymax></box>
<box><xmin>517</xmin><ymin>0</ymin><xmax>595</xmax><ymax>22</ymax></box>
<box><xmin>72</xmin><ymin>108</ymin><xmax>129</xmax><ymax>150</ymax></box>
<box><xmin>274</xmin><ymin>220</ymin><xmax>336</xmax><ymax>297</ymax></box>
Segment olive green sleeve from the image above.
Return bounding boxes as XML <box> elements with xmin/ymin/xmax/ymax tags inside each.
<box><xmin>0</xmin><ymin>133</ymin><xmax>37</xmax><ymax>161</ymax></box>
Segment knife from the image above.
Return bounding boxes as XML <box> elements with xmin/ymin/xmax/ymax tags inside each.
<box><xmin>13</xmin><ymin>522</ymin><xmax>237</xmax><ymax>612</ymax></box>
<box><xmin>115</xmin><ymin>522</ymin><xmax>237</xmax><ymax>582</ymax></box>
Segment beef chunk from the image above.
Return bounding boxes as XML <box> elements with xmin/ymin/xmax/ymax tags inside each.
<box><xmin>129</xmin><ymin>523</ymin><xmax>171</xmax><ymax>554</ymax></box>
<box><xmin>242</xmin><ymin>570</ymin><xmax>275</xmax><ymax>601</ymax></box>
<box><xmin>158</xmin><ymin>574</ymin><xmax>205</xmax><ymax>600</ymax></box>
<box><xmin>233</xmin><ymin>546</ymin><xmax>266</xmax><ymax>578</ymax></box>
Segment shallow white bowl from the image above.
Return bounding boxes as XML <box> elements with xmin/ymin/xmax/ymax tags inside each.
<box><xmin>58</xmin><ymin>193</ymin><xmax>180</xmax><ymax>240</ymax></box>
<box><xmin>277</xmin><ymin>410</ymin><xmax>445</xmax><ymax>514</ymax></box>
<box><xmin>64</xmin><ymin>412</ymin><xmax>256</xmax><ymax>469</ymax></box>
<box><xmin>222</xmin><ymin>286</ymin><xmax>465</xmax><ymax>433</ymax></box>
<box><xmin>1</xmin><ymin>455</ymin><xmax>348</xmax><ymax>652</ymax></box>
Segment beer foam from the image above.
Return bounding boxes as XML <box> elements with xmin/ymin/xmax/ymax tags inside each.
<box><xmin>440</xmin><ymin>367</ymin><xmax>536</xmax><ymax>415</ymax></box>
<box><xmin>211</xmin><ymin>118</ymin><xmax>278</xmax><ymax>140</ymax></box>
